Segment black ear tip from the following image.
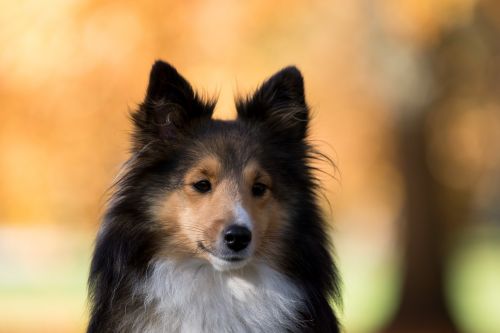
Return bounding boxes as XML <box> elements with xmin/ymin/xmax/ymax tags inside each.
<box><xmin>275</xmin><ymin>66</ymin><xmax>303</xmax><ymax>83</ymax></box>
<box><xmin>150</xmin><ymin>60</ymin><xmax>179</xmax><ymax>82</ymax></box>
<box><xmin>146</xmin><ymin>60</ymin><xmax>189</xmax><ymax>100</ymax></box>
<box><xmin>281</xmin><ymin>65</ymin><xmax>303</xmax><ymax>77</ymax></box>
<box><xmin>267</xmin><ymin>66</ymin><xmax>304</xmax><ymax>94</ymax></box>
<box><xmin>151</xmin><ymin>60</ymin><xmax>176</xmax><ymax>71</ymax></box>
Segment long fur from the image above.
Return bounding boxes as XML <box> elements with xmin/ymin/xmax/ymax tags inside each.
<box><xmin>125</xmin><ymin>259</ymin><xmax>306</xmax><ymax>332</ymax></box>
<box><xmin>87</xmin><ymin>61</ymin><xmax>341</xmax><ymax>333</ymax></box>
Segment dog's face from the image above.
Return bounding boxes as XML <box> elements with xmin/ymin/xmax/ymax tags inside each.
<box><xmin>154</xmin><ymin>154</ymin><xmax>286</xmax><ymax>271</ymax></box>
<box><xmin>131</xmin><ymin>61</ymin><xmax>310</xmax><ymax>271</ymax></box>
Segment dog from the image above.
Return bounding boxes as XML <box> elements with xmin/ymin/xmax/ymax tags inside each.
<box><xmin>87</xmin><ymin>60</ymin><xmax>341</xmax><ymax>332</ymax></box>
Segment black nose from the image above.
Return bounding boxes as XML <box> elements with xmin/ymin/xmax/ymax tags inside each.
<box><xmin>223</xmin><ymin>225</ymin><xmax>252</xmax><ymax>252</ymax></box>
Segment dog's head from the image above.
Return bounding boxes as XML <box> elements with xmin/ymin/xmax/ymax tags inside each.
<box><xmin>128</xmin><ymin>61</ymin><xmax>312</xmax><ymax>271</ymax></box>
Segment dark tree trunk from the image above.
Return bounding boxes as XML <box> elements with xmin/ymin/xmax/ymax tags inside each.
<box><xmin>382</xmin><ymin>112</ymin><xmax>460</xmax><ymax>333</ymax></box>
<box><xmin>381</xmin><ymin>5</ymin><xmax>500</xmax><ymax>332</ymax></box>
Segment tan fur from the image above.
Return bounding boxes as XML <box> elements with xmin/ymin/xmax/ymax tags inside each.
<box><xmin>152</xmin><ymin>156</ymin><xmax>289</xmax><ymax>268</ymax></box>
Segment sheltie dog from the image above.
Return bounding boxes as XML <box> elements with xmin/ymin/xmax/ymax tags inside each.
<box><xmin>87</xmin><ymin>61</ymin><xmax>341</xmax><ymax>332</ymax></box>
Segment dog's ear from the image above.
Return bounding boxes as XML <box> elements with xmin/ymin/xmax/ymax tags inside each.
<box><xmin>236</xmin><ymin>66</ymin><xmax>309</xmax><ymax>141</ymax></box>
<box><xmin>132</xmin><ymin>61</ymin><xmax>215</xmax><ymax>146</ymax></box>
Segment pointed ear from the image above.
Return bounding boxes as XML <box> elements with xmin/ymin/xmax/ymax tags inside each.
<box><xmin>132</xmin><ymin>61</ymin><xmax>215</xmax><ymax>145</ymax></box>
<box><xmin>236</xmin><ymin>66</ymin><xmax>309</xmax><ymax>141</ymax></box>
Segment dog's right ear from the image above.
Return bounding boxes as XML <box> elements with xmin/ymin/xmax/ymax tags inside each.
<box><xmin>132</xmin><ymin>61</ymin><xmax>215</xmax><ymax>147</ymax></box>
<box><xmin>236</xmin><ymin>66</ymin><xmax>309</xmax><ymax>142</ymax></box>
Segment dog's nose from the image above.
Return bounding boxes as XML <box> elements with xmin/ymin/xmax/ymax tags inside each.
<box><xmin>223</xmin><ymin>225</ymin><xmax>252</xmax><ymax>252</ymax></box>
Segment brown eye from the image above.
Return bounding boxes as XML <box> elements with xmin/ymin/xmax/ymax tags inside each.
<box><xmin>252</xmin><ymin>183</ymin><xmax>267</xmax><ymax>197</ymax></box>
<box><xmin>193</xmin><ymin>180</ymin><xmax>211</xmax><ymax>193</ymax></box>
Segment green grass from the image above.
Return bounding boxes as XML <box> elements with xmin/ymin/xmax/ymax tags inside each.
<box><xmin>447</xmin><ymin>229</ymin><xmax>500</xmax><ymax>333</ymax></box>
<box><xmin>1</xmin><ymin>226</ymin><xmax>499</xmax><ymax>333</ymax></box>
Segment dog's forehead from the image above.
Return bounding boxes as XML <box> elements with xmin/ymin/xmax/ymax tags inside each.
<box><xmin>189</xmin><ymin>121</ymin><xmax>260</xmax><ymax>173</ymax></box>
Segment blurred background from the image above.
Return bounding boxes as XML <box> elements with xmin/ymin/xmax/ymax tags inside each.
<box><xmin>1</xmin><ymin>0</ymin><xmax>500</xmax><ymax>332</ymax></box>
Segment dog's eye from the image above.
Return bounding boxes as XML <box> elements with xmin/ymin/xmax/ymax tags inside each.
<box><xmin>251</xmin><ymin>183</ymin><xmax>267</xmax><ymax>197</ymax></box>
<box><xmin>193</xmin><ymin>180</ymin><xmax>211</xmax><ymax>193</ymax></box>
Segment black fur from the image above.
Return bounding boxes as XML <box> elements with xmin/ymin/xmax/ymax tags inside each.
<box><xmin>87</xmin><ymin>61</ymin><xmax>341</xmax><ymax>332</ymax></box>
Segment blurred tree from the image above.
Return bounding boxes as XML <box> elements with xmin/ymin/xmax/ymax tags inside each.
<box><xmin>382</xmin><ymin>2</ymin><xmax>500</xmax><ymax>332</ymax></box>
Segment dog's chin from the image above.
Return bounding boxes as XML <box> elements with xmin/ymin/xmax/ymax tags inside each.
<box><xmin>207</xmin><ymin>254</ymin><xmax>251</xmax><ymax>271</ymax></box>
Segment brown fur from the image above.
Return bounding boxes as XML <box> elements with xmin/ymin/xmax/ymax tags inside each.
<box><xmin>151</xmin><ymin>155</ymin><xmax>288</xmax><ymax>268</ymax></box>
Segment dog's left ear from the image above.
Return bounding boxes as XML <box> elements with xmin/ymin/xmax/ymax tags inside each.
<box><xmin>236</xmin><ymin>66</ymin><xmax>309</xmax><ymax>141</ymax></box>
<box><xmin>132</xmin><ymin>61</ymin><xmax>215</xmax><ymax>148</ymax></box>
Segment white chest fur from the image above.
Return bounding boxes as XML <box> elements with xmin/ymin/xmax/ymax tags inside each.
<box><xmin>129</xmin><ymin>259</ymin><xmax>306</xmax><ymax>333</ymax></box>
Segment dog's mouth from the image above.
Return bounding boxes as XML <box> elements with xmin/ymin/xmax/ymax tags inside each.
<box><xmin>197</xmin><ymin>241</ymin><xmax>246</xmax><ymax>262</ymax></box>
<box><xmin>197</xmin><ymin>241</ymin><xmax>250</xmax><ymax>270</ymax></box>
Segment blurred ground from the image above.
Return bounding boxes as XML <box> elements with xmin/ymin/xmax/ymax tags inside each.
<box><xmin>2</xmin><ymin>227</ymin><xmax>499</xmax><ymax>332</ymax></box>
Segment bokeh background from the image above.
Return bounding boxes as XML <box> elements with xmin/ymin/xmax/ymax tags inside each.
<box><xmin>1</xmin><ymin>0</ymin><xmax>500</xmax><ymax>332</ymax></box>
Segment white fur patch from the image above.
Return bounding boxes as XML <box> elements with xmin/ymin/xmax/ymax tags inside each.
<box><xmin>207</xmin><ymin>253</ymin><xmax>251</xmax><ymax>271</ymax></box>
<box><xmin>130</xmin><ymin>259</ymin><xmax>306</xmax><ymax>333</ymax></box>
<box><xmin>234</xmin><ymin>203</ymin><xmax>252</xmax><ymax>230</ymax></box>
